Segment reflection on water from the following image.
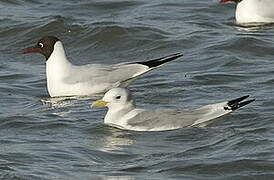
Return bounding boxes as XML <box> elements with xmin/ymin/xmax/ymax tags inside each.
<box><xmin>41</xmin><ymin>96</ymin><xmax>77</xmax><ymax>107</ymax></box>
<box><xmin>41</xmin><ymin>94</ymin><xmax>103</xmax><ymax>108</ymax></box>
<box><xmin>40</xmin><ymin>96</ymin><xmax>99</xmax><ymax>116</ymax></box>
<box><xmin>95</xmin><ymin>127</ymin><xmax>136</xmax><ymax>152</ymax></box>
<box><xmin>40</xmin><ymin>97</ymin><xmax>78</xmax><ymax>116</ymax></box>
<box><xmin>99</xmin><ymin>176</ymin><xmax>135</xmax><ymax>180</ymax></box>
<box><xmin>234</xmin><ymin>23</ymin><xmax>274</xmax><ymax>32</ymax></box>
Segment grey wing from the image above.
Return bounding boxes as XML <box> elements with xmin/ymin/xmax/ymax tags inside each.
<box><xmin>126</xmin><ymin>102</ymin><xmax>231</xmax><ymax>131</ymax></box>
<box><xmin>63</xmin><ymin>63</ymin><xmax>149</xmax><ymax>85</ymax></box>
<box><xmin>126</xmin><ymin>96</ymin><xmax>254</xmax><ymax>131</ymax></box>
<box><xmin>63</xmin><ymin>52</ymin><xmax>183</xmax><ymax>86</ymax></box>
<box><xmin>126</xmin><ymin>108</ymin><xmax>206</xmax><ymax>131</ymax></box>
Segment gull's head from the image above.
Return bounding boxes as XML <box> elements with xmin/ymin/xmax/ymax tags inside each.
<box><xmin>220</xmin><ymin>0</ymin><xmax>242</xmax><ymax>3</ymax></box>
<box><xmin>91</xmin><ymin>88</ymin><xmax>133</xmax><ymax>108</ymax></box>
<box><xmin>22</xmin><ymin>36</ymin><xmax>60</xmax><ymax>60</ymax></box>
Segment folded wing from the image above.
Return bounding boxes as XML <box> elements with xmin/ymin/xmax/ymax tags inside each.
<box><xmin>64</xmin><ymin>53</ymin><xmax>183</xmax><ymax>88</ymax></box>
<box><xmin>126</xmin><ymin>96</ymin><xmax>254</xmax><ymax>131</ymax></box>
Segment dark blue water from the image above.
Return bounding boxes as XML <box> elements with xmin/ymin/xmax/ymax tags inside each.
<box><xmin>1</xmin><ymin>0</ymin><xmax>274</xmax><ymax>179</ymax></box>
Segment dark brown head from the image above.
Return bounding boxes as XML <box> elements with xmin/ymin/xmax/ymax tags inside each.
<box><xmin>220</xmin><ymin>0</ymin><xmax>242</xmax><ymax>3</ymax></box>
<box><xmin>22</xmin><ymin>36</ymin><xmax>60</xmax><ymax>60</ymax></box>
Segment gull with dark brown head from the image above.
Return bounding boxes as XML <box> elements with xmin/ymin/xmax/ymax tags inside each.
<box><xmin>22</xmin><ymin>36</ymin><xmax>183</xmax><ymax>97</ymax></box>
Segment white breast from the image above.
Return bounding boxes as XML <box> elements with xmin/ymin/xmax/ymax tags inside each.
<box><xmin>46</xmin><ymin>41</ymin><xmax>74</xmax><ymax>97</ymax></box>
<box><xmin>236</xmin><ymin>0</ymin><xmax>274</xmax><ymax>24</ymax></box>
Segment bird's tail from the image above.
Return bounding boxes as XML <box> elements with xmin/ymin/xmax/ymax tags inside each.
<box><xmin>191</xmin><ymin>95</ymin><xmax>255</xmax><ymax>127</ymax></box>
<box><xmin>225</xmin><ymin>95</ymin><xmax>255</xmax><ymax>111</ymax></box>
<box><xmin>135</xmin><ymin>53</ymin><xmax>183</xmax><ymax>69</ymax></box>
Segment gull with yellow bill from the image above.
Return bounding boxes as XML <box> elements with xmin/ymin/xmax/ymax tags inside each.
<box><xmin>92</xmin><ymin>88</ymin><xmax>255</xmax><ymax>131</ymax></box>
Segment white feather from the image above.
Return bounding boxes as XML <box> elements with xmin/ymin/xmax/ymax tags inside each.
<box><xmin>235</xmin><ymin>0</ymin><xmax>274</xmax><ymax>24</ymax></box>
<box><xmin>93</xmin><ymin>88</ymin><xmax>252</xmax><ymax>131</ymax></box>
<box><xmin>45</xmin><ymin>41</ymin><xmax>178</xmax><ymax>97</ymax></box>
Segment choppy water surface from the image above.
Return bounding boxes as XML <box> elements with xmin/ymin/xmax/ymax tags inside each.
<box><xmin>1</xmin><ymin>0</ymin><xmax>274</xmax><ymax>179</ymax></box>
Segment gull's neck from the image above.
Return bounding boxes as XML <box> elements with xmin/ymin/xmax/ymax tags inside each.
<box><xmin>46</xmin><ymin>41</ymin><xmax>73</xmax><ymax>96</ymax></box>
<box><xmin>105</xmin><ymin>101</ymin><xmax>136</xmax><ymax>125</ymax></box>
<box><xmin>46</xmin><ymin>41</ymin><xmax>72</xmax><ymax>68</ymax></box>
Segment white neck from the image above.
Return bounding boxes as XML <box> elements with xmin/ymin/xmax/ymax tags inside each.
<box><xmin>105</xmin><ymin>101</ymin><xmax>135</xmax><ymax>125</ymax></box>
<box><xmin>46</xmin><ymin>41</ymin><xmax>72</xmax><ymax>96</ymax></box>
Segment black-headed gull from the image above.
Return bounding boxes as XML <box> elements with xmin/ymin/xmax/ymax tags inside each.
<box><xmin>220</xmin><ymin>0</ymin><xmax>274</xmax><ymax>25</ymax></box>
<box><xmin>22</xmin><ymin>36</ymin><xmax>183</xmax><ymax>97</ymax></box>
<box><xmin>91</xmin><ymin>88</ymin><xmax>255</xmax><ymax>131</ymax></box>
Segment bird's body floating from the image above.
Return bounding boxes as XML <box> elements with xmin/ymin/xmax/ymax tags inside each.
<box><xmin>220</xmin><ymin>0</ymin><xmax>274</xmax><ymax>25</ymax></box>
<box><xmin>92</xmin><ymin>88</ymin><xmax>255</xmax><ymax>131</ymax></box>
<box><xmin>22</xmin><ymin>36</ymin><xmax>183</xmax><ymax>97</ymax></box>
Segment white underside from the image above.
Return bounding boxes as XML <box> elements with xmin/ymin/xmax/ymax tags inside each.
<box><xmin>46</xmin><ymin>42</ymin><xmax>151</xmax><ymax>97</ymax></box>
<box><xmin>104</xmin><ymin>101</ymin><xmax>232</xmax><ymax>132</ymax></box>
<box><xmin>236</xmin><ymin>0</ymin><xmax>274</xmax><ymax>24</ymax></box>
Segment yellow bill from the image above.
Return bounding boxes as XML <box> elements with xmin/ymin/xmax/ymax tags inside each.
<box><xmin>91</xmin><ymin>99</ymin><xmax>108</xmax><ymax>107</ymax></box>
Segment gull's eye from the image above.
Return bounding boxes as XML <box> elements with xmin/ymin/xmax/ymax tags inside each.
<box><xmin>116</xmin><ymin>96</ymin><xmax>121</xmax><ymax>100</ymax></box>
<box><xmin>38</xmin><ymin>42</ymin><xmax>44</xmax><ymax>48</ymax></box>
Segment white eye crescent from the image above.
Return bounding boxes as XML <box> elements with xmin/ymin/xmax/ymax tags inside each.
<box><xmin>38</xmin><ymin>42</ymin><xmax>44</xmax><ymax>48</ymax></box>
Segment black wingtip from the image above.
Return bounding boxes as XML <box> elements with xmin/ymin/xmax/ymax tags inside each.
<box><xmin>135</xmin><ymin>53</ymin><xmax>184</xmax><ymax>68</ymax></box>
<box><xmin>238</xmin><ymin>99</ymin><xmax>255</xmax><ymax>108</ymax></box>
<box><xmin>227</xmin><ymin>95</ymin><xmax>249</xmax><ymax>107</ymax></box>
<box><xmin>225</xmin><ymin>95</ymin><xmax>255</xmax><ymax>111</ymax></box>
